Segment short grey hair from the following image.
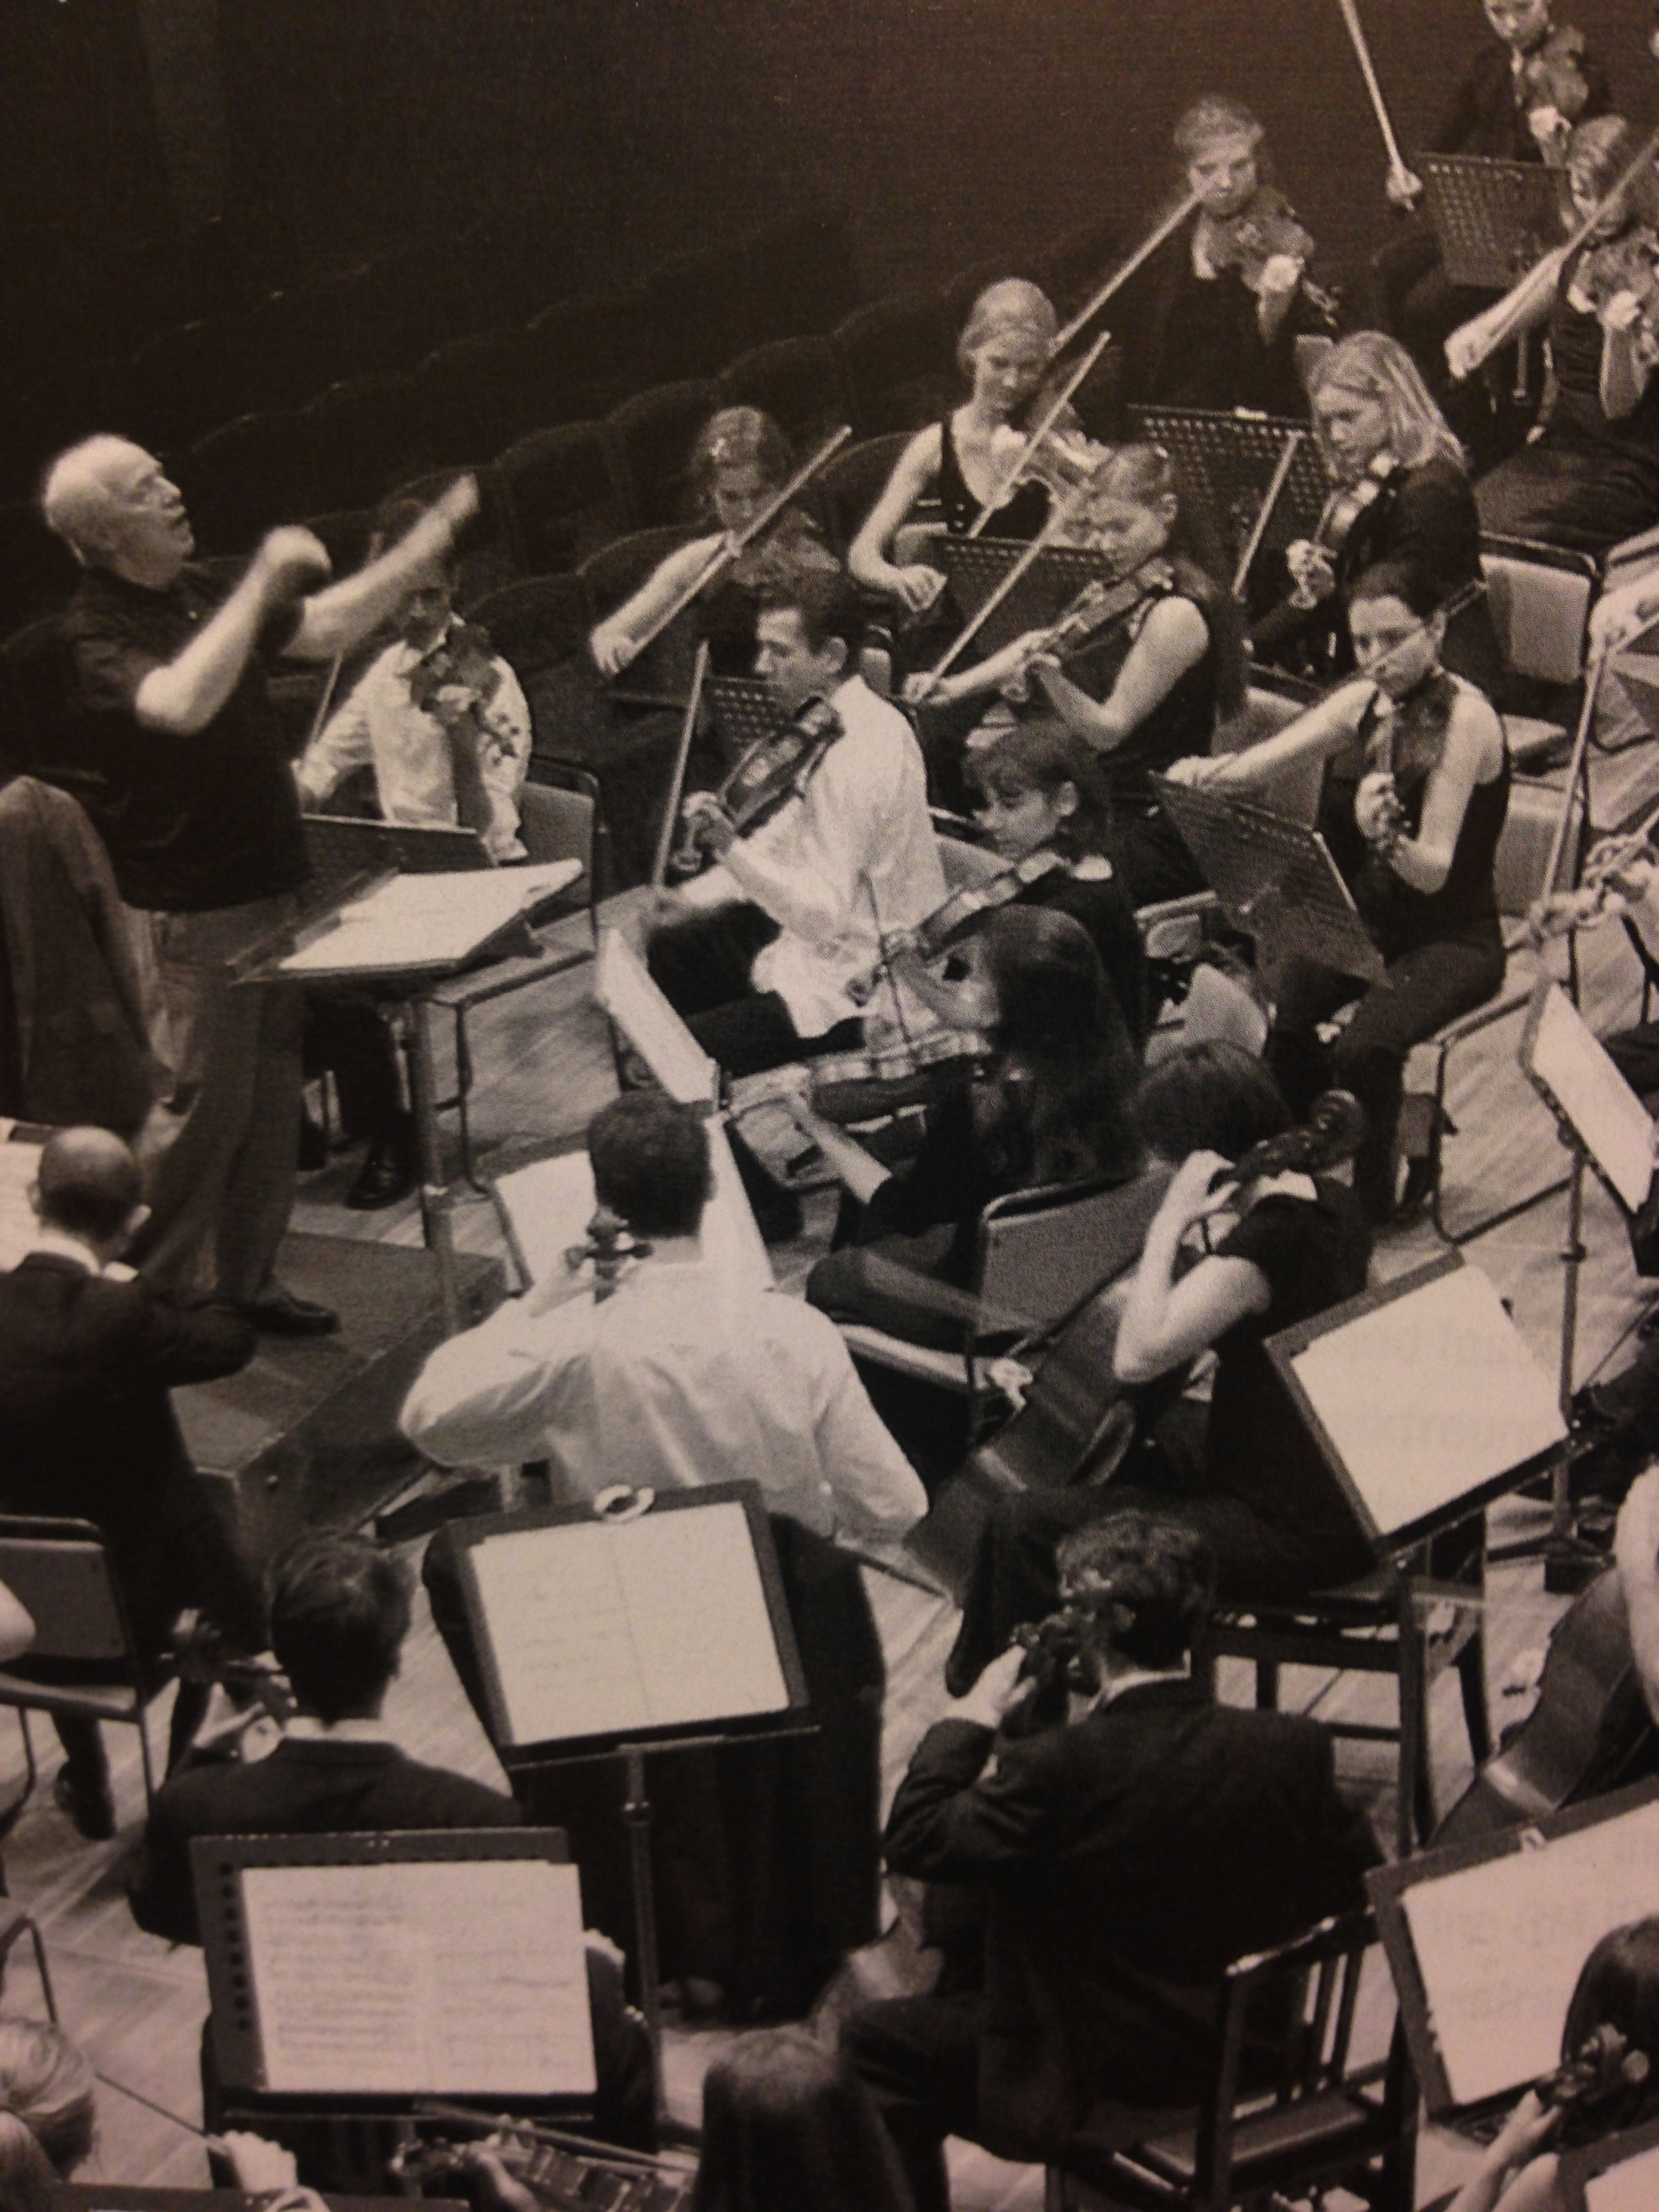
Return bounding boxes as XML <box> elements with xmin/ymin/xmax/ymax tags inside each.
<box><xmin>39</xmin><ymin>436</ymin><xmax>150</xmax><ymax>565</ymax></box>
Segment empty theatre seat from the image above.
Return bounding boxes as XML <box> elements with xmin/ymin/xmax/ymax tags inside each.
<box><xmin>0</xmin><ymin>506</ymin><xmax>80</xmax><ymax>646</ymax></box>
<box><xmin>179</xmin><ymin>411</ymin><xmax>326</xmax><ymax>555</ymax></box>
<box><xmin>125</xmin><ymin>316</ymin><xmax>249</xmax><ymax>455</ymax></box>
<box><xmin>464</xmin><ymin>572</ymin><xmax>612</xmax><ymax>762</ymax></box>
<box><xmin>815</xmin><ymin>432</ymin><xmax>912</xmax><ymax>558</ymax></box>
<box><xmin>522</xmin><ymin>285</ymin><xmax>657</xmax><ymax>428</ymax></box>
<box><xmin>387</xmin><ymin>466</ymin><xmax>519</xmax><ymax>602</ymax></box>
<box><xmin>298</xmin><ymin>373</ymin><xmax>436</xmax><ymax>514</ymax></box>
<box><xmin>717</xmin><ymin>337</ymin><xmax>850</xmax><ymax>455</ymax></box>
<box><xmin>830</xmin><ymin>295</ymin><xmax>955</xmax><ymax>438</ymax></box>
<box><xmin>411</xmin><ymin>329</ymin><xmax>545</xmax><ymax>469</ymax></box>
<box><xmin>606</xmin><ymin>380</ymin><xmax>720</xmax><ymax>530</ymax></box>
<box><xmin>495</xmin><ymin>423</ymin><xmax>629</xmax><ymax>576</ymax></box>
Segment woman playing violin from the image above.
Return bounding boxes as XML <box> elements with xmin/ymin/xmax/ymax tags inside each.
<box><xmin>1183</xmin><ymin>558</ymin><xmax>1509</xmax><ymax>1224</ymax></box>
<box><xmin>913</xmin><ymin>445</ymin><xmax>1244</xmax><ymax>909</ymax></box>
<box><xmin>1254</xmin><ymin>331</ymin><xmax>1502</xmax><ymax>694</ymax></box>
<box><xmin>1467</xmin><ymin>117</ymin><xmax>1659</xmax><ymax>558</ymax></box>
<box><xmin>806</xmin><ymin>906</ymin><xmax>1143</xmax><ymax>1378</ymax></box>
<box><xmin>1123</xmin><ymin>96</ymin><xmax>1334</xmax><ymax>422</ymax></box>
<box><xmin>1372</xmin><ymin>1</ymin><xmax>1610</xmax><ymax>423</ymax></box>
<box><xmin>942</xmin><ymin>1040</ymin><xmax>1374</xmax><ymax>1694</ymax></box>
<box><xmin>848</xmin><ymin>279</ymin><xmax>1059</xmax><ymax>625</ymax></box>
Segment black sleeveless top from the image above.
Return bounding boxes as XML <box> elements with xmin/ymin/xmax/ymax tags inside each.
<box><xmin>1318</xmin><ymin>672</ymin><xmax>1510</xmax><ymax>956</ymax></box>
<box><xmin>937</xmin><ymin>414</ymin><xmax>1050</xmax><ymax>540</ymax></box>
<box><xmin>1046</xmin><ymin>572</ymin><xmax>1219</xmax><ymax>808</ymax></box>
<box><xmin>1549</xmin><ymin>258</ymin><xmax>1659</xmax><ymax>465</ymax></box>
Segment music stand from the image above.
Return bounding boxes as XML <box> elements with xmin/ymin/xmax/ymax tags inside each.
<box><xmin>1127</xmin><ymin>406</ymin><xmax>1330</xmax><ymax>565</ymax></box>
<box><xmin>937</xmin><ymin>540</ymin><xmax>1118</xmax><ymax>659</ymax></box>
<box><xmin>197</xmin><ymin>1828</ymin><xmax>596</xmax><ymax>2124</ymax></box>
<box><xmin>302</xmin><ymin>814</ymin><xmax>491</xmax><ymax>899</ymax></box>
<box><xmin>447</xmin><ymin>1483</ymin><xmax>812</xmax><ymax>2129</ymax></box>
<box><xmin>705</xmin><ymin>676</ymin><xmax>781</xmax><ymax>771</ymax></box>
<box><xmin>1370</xmin><ymin>1776</ymin><xmax>1659</xmax><ymax>2130</ymax></box>
<box><xmin>1416</xmin><ymin>154</ymin><xmax>1564</xmax><ymax>290</ymax></box>
<box><xmin>1155</xmin><ymin>778</ymin><xmax>1386</xmax><ymax>985</ymax></box>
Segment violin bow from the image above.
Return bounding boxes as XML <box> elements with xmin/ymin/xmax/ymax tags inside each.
<box><xmin>1333</xmin><ymin>0</ymin><xmax>1418</xmax><ymax>203</ymax></box>
<box><xmin>1230</xmin><ymin>427</ymin><xmax>1306</xmax><ymax>600</ymax></box>
<box><xmin>1450</xmin><ymin>121</ymin><xmax>1659</xmax><ymax>378</ymax></box>
<box><xmin>610</xmin><ymin>426</ymin><xmax>852</xmax><ymax>672</ymax></box>
<box><xmin>650</xmin><ymin>639</ymin><xmax>710</xmax><ymax>888</ymax></box>
<box><xmin>925</xmin><ymin>480</ymin><xmax>1099</xmax><ymax>684</ymax></box>
<box><xmin>1054</xmin><ymin>190</ymin><xmax>1202</xmax><ymax>352</ymax></box>
<box><xmin>965</xmin><ymin>328</ymin><xmax>1113</xmax><ymax>539</ymax></box>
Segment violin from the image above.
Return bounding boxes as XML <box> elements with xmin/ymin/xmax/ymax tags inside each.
<box><xmin>170</xmin><ymin>1611</ymin><xmax>296</xmax><ymax>1733</ymax></box>
<box><xmin>1221</xmin><ymin>1088</ymin><xmax>1367</xmax><ymax>1191</ymax></box>
<box><xmin>563</xmin><ymin>1205</ymin><xmax>652</xmax><ymax>1303</ymax></box>
<box><xmin>407</xmin><ymin>621</ymin><xmax>503</xmax><ymax>721</ymax></box>
<box><xmin>1577</xmin><ymin>227</ymin><xmax>1659</xmax><ymax>362</ymax></box>
<box><xmin>1289</xmin><ymin>454</ymin><xmax>1399</xmax><ymax>610</ymax></box>
<box><xmin>998</xmin><ymin>569</ymin><xmax>1160</xmax><ymax>702</ymax></box>
<box><xmin>1518</xmin><ymin>24</ymin><xmax>1595</xmax><ymax>161</ymax></box>
<box><xmin>1199</xmin><ymin>186</ymin><xmax>1340</xmax><ymax>327</ymax></box>
<box><xmin>668</xmin><ymin>693</ymin><xmax>842</xmax><ymax>878</ymax></box>
<box><xmin>844</xmin><ymin>851</ymin><xmax>1069</xmax><ymax>1009</ymax></box>
<box><xmin>388</xmin><ymin>2125</ymin><xmax>691</xmax><ymax>2211</ymax></box>
<box><xmin>1002</xmin><ymin>1602</ymin><xmax>1103</xmax><ymax>1740</ymax></box>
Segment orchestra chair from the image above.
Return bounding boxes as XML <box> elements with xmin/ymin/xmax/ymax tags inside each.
<box><xmin>1196</xmin><ymin>1520</ymin><xmax>1490</xmax><ymax>1862</ymax></box>
<box><xmin>1416</xmin><ymin>765</ymin><xmax>1585</xmax><ymax>1244</ymax></box>
<box><xmin>1044</xmin><ymin>1912</ymin><xmax>1415</xmax><ymax>2212</ymax></box>
<box><xmin>717</xmin><ymin>336</ymin><xmax>850</xmax><ymax>457</ymax></box>
<box><xmin>298</xmin><ymin>372</ymin><xmax>435</xmax><ymax>516</ymax></box>
<box><xmin>817</xmin><ymin>430</ymin><xmax>913</xmax><ymax>557</ymax></box>
<box><xmin>178</xmin><ymin>409</ymin><xmax>327</xmax><ymax>557</ymax></box>
<box><xmin>419</xmin><ymin>764</ymin><xmax>602</xmax><ymax>1188</ymax></box>
<box><xmin>605</xmin><ymin>377</ymin><xmax>722</xmax><ymax>531</ymax></box>
<box><xmin>0</xmin><ymin>1517</ymin><xmax>179</xmax><ymax>1823</ymax></box>
<box><xmin>1479</xmin><ymin>533</ymin><xmax>1597</xmax><ymax>766</ymax></box>
<box><xmin>495</xmin><ymin>422</ymin><xmax>630</xmax><ymax>579</ymax></box>
<box><xmin>462</xmin><ymin>572</ymin><xmax>613</xmax><ymax>767</ymax></box>
<box><xmin>575</xmin><ymin>523</ymin><xmax>704</xmax><ymax>710</ymax></box>
<box><xmin>410</xmin><ymin>328</ymin><xmax>545</xmax><ymax>470</ymax></box>
<box><xmin>520</xmin><ymin>284</ymin><xmax>658</xmax><ymax>428</ymax></box>
<box><xmin>830</xmin><ymin>294</ymin><xmax>956</xmax><ymax>438</ymax></box>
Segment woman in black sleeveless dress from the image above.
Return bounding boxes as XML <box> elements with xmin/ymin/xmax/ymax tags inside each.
<box><xmin>1178</xmin><ymin>557</ymin><xmax>1511</xmax><ymax>1223</ymax></box>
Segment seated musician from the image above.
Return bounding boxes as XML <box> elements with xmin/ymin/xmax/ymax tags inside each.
<box><xmin>1121</xmin><ymin>95</ymin><xmax>1334</xmax><ymax>422</ymax></box>
<box><xmin>909</xmin><ymin>444</ymin><xmax>1245</xmax><ymax>908</ymax></box>
<box><xmin>294</xmin><ymin>519</ymin><xmax>531</xmax><ymax>863</ymax></box>
<box><xmin>129</xmin><ymin>1530</ymin><xmax>656</xmax><ymax>2158</ymax></box>
<box><xmin>1461</xmin><ymin>117</ymin><xmax>1659</xmax><ymax>559</ymax></box>
<box><xmin>843</xmin><ymin>1510</ymin><xmax>1379</xmax><ymax>2212</ymax></box>
<box><xmin>1253</xmin><ymin>331</ymin><xmax>1503</xmax><ymax>694</ymax></box>
<box><xmin>806</xmin><ymin>905</ymin><xmax>1143</xmax><ymax>1353</ymax></box>
<box><xmin>942</xmin><ymin>1041</ymin><xmax>1373</xmax><ymax>1693</ymax></box>
<box><xmin>959</xmin><ymin>716</ymin><xmax>1148</xmax><ymax>1047</ymax></box>
<box><xmin>1446</xmin><ymin>1915</ymin><xmax>1659</xmax><ymax>2212</ymax></box>
<box><xmin>1616</xmin><ymin>1470</ymin><xmax>1659</xmax><ymax>1733</ymax></box>
<box><xmin>847</xmin><ymin>279</ymin><xmax>1060</xmax><ymax>626</ymax></box>
<box><xmin>1372</xmin><ymin>1</ymin><xmax>1610</xmax><ymax>420</ymax></box>
<box><xmin>1180</xmin><ymin>559</ymin><xmax>1510</xmax><ymax>1224</ymax></box>
<box><xmin>645</xmin><ymin>542</ymin><xmax>945</xmax><ymax>1088</ymax></box>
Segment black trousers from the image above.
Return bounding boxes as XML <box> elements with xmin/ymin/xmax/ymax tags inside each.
<box><xmin>841</xmin><ymin>1994</ymin><xmax>985</xmax><ymax>2212</ymax></box>
<box><xmin>645</xmin><ymin>900</ymin><xmax>863</xmax><ymax>1079</ymax></box>
<box><xmin>1265</xmin><ymin>928</ymin><xmax>1505</xmax><ymax>1222</ymax></box>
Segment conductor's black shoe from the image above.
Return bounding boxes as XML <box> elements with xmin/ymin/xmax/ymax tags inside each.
<box><xmin>237</xmin><ymin>1286</ymin><xmax>341</xmax><ymax>1336</ymax></box>
<box><xmin>345</xmin><ymin>1135</ymin><xmax>417</xmax><ymax>1210</ymax></box>
<box><xmin>53</xmin><ymin>1766</ymin><xmax>115</xmax><ymax>1843</ymax></box>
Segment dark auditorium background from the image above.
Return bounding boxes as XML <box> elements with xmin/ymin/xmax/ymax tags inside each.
<box><xmin>3</xmin><ymin>0</ymin><xmax>1654</xmax><ymax>500</ymax></box>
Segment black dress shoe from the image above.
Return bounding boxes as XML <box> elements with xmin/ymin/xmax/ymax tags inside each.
<box><xmin>345</xmin><ymin>1141</ymin><xmax>417</xmax><ymax>1210</ymax></box>
<box><xmin>54</xmin><ymin>1765</ymin><xmax>115</xmax><ymax>1842</ymax></box>
<box><xmin>237</xmin><ymin>1286</ymin><xmax>341</xmax><ymax>1336</ymax></box>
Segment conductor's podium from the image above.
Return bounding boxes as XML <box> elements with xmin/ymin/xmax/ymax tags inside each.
<box><xmin>175</xmin><ymin>1232</ymin><xmax>504</xmax><ymax>1570</ymax></box>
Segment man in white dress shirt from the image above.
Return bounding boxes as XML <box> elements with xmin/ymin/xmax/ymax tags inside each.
<box><xmin>643</xmin><ymin>544</ymin><xmax>946</xmax><ymax>1081</ymax></box>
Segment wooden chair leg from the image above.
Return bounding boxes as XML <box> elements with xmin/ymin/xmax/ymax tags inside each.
<box><xmin>1399</xmin><ymin>1618</ymin><xmax>1431</xmax><ymax>1856</ymax></box>
<box><xmin>1254</xmin><ymin>1658</ymin><xmax>1281</xmax><ymax>1711</ymax></box>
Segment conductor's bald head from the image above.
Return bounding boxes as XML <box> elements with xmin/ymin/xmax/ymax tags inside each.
<box><xmin>33</xmin><ymin>1128</ymin><xmax>147</xmax><ymax>1253</ymax></box>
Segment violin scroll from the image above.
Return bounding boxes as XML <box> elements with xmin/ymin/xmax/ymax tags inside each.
<box><xmin>1223</xmin><ymin>1090</ymin><xmax>1367</xmax><ymax>1190</ymax></box>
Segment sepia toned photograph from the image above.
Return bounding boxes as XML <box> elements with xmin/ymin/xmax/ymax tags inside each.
<box><xmin>3</xmin><ymin>3</ymin><xmax>1659</xmax><ymax>2205</ymax></box>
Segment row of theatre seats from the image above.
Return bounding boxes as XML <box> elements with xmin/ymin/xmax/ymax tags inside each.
<box><xmin>0</xmin><ymin>203</ymin><xmax>1125</xmax><ymax>646</ymax></box>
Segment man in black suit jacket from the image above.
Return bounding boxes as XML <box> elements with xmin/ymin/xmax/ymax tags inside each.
<box><xmin>843</xmin><ymin>1511</ymin><xmax>1379</xmax><ymax>2212</ymax></box>
<box><xmin>130</xmin><ymin>1530</ymin><xmax>656</xmax><ymax>2158</ymax></box>
<box><xmin>0</xmin><ymin>1126</ymin><xmax>263</xmax><ymax>1837</ymax></box>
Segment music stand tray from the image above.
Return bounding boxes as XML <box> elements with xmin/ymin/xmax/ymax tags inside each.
<box><xmin>1155</xmin><ymin>777</ymin><xmax>1385</xmax><ymax>984</ymax></box>
<box><xmin>1416</xmin><ymin>153</ymin><xmax>1563</xmax><ymax>291</ymax></box>
<box><xmin>1265</xmin><ymin>1249</ymin><xmax>1568</xmax><ymax>1558</ymax></box>
<box><xmin>1127</xmin><ymin>406</ymin><xmax>1329</xmax><ymax>553</ymax></box>
<box><xmin>1520</xmin><ymin>978</ymin><xmax>1656</xmax><ymax>1223</ymax></box>
<box><xmin>938</xmin><ymin>540</ymin><xmax>1118</xmax><ymax>659</ymax></box>
<box><xmin>302</xmin><ymin>814</ymin><xmax>492</xmax><ymax>898</ymax></box>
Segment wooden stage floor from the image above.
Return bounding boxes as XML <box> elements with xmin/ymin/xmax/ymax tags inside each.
<box><xmin>18</xmin><ymin>739</ymin><xmax>1659</xmax><ymax>2209</ymax></box>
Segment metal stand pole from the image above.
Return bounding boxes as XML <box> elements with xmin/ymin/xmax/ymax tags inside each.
<box><xmin>397</xmin><ymin>994</ymin><xmax>464</xmax><ymax>1338</ymax></box>
<box><xmin>619</xmin><ymin>1742</ymin><xmax>700</xmax><ymax>2146</ymax></box>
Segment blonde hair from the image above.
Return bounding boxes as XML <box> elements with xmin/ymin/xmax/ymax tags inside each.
<box><xmin>1307</xmin><ymin>331</ymin><xmax>1468</xmax><ymax>474</ymax></box>
<box><xmin>1174</xmin><ymin>94</ymin><xmax>1265</xmax><ymax>163</ymax></box>
<box><xmin>1568</xmin><ymin>116</ymin><xmax>1659</xmax><ymax>232</ymax></box>
<box><xmin>0</xmin><ymin>2019</ymin><xmax>96</xmax><ymax>2212</ymax></box>
<box><xmin>956</xmin><ymin>279</ymin><xmax>1057</xmax><ymax>381</ymax></box>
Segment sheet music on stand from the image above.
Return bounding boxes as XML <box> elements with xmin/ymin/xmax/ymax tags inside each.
<box><xmin>1417</xmin><ymin>154</ymin><xmax>1563</xmax><ymax>290</ymax></box>
<box><xmin>706</xmin><ymin>677</ymin><xmax>782</xmax><ymax>771</ymax></box>
<box><xmin>938</xmin><ymin>540</ymin><xmax>1118</xmax><ymax>659</ymax></box>
<box><xmin>1126</xmin><ymin>406</ymin><xmax>1328</xmax><ymax>560</ymax></box>
<box><xmin>0</xmin><ymin>1122</ymin><xmax>47</xmax><ymax>1273</ymax></box>
<box><xmin>1521</xmin><ymin>980</ymin><xmax>1656</xmax><ymax>1218</ymax></box>
<box><xmin>1370</xmin><ymin>1778</ymin><xmax>1659</xmax><ymax>2124</ymax></box>
<box><xmin>1155</xmin><ymin>778</ymin><xmax>1385</xmax><ymax>983</ymax></box>
<box><xmin>452</xmin><ymin>1485</ymin><xmax>810</xmax><ymax>1765</ymax></box>
<box><xmin>197</xmin><ymin>1830</ymin><xmax>596</xmax><ymax>2106</ymax></box>
<box><xmin>1267</xmin><ymin>1250</ymin><xmax>1566</xmax><ymax>1555</ymax></box>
